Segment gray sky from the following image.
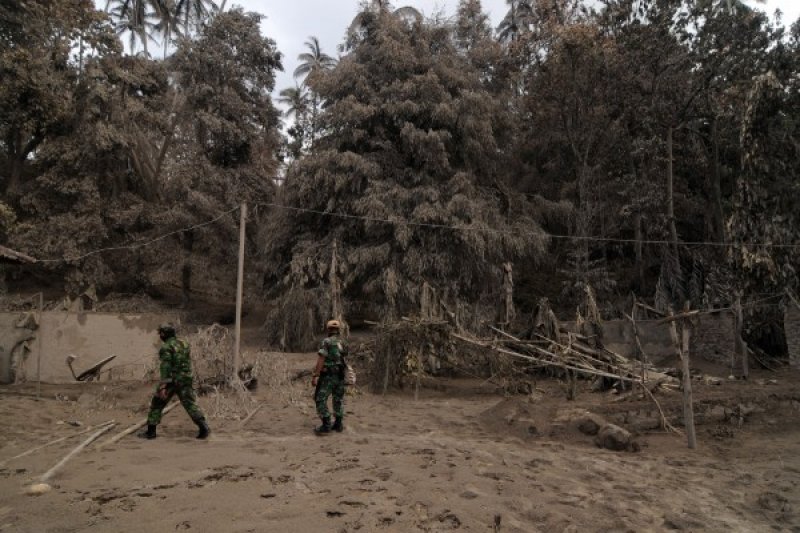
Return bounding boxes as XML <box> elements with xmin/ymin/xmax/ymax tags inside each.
<box><xmin>242</xmin><ymin>0</ymin><xmax>799</xmax><ymax>98</ymax></box>
<box><xmin>256</xmin><ymin>0</ymin><xmax>510</xmax><ymax>95</ymax></box>
<box><xmin>92</xmin><ymin>0</ymin><xmax>800</xmax><ymax>101</ymax></box>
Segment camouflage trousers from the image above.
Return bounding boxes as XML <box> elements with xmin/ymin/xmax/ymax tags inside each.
<box><xmin>147</xmin><ymin>381</ymin><xmax>205</xmax><ymax>426</ymax></box>
<box><xmin>315</xmin><ymin>373</ymin><xmax>345</xmax><ymax>420</ymax></box>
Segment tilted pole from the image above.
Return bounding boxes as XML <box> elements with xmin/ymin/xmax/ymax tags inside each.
<box><xmin>36</xmin><ymin>292</ymin><xmax>43</xmax><ymax>399</ymax></box>
<box><xmin>233</xmin><ymin>203</ymin><xmax>247</xmax><ymax>382</ymax></box>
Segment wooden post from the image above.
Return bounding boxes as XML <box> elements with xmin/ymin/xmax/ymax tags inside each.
<box><xmin>0</xmin><ymin>421</ymin><xmax>114</xmax><ymax>468</ymax></box>
<box><xmin>329</xmin><ymin>240</ymin><xmax>346</xmax><ymax>335</ymax></box>
<box><xmin>735</xmin><ymin>293</ymin><xmax>747</xmax><ymax>379</ymax></box>
<box><xmin>678</xmin><ymin>303</ymin><xmax>696</xmax><ymax>449</ymax></box>
<box><xmin>36</xmin><ymin>292</ymin><xmax>43</xmax><ymax>399</ymax></box>
<box><xmin>629</xmin><ymin>295</ymin><xmax>646</xmax><ymax>385</ymax></box>
<box><xmin>233</xmin><ymin>202</ymin><xmax>247</xmax><ymax>382</ymax></box>
<box><xmin>40</xmin><ymin>423</ymin><xmax>116</xmax><ymax>483</ymax></box>
<box><xmin>502</xmin><ymin>262</ymin><xmax>514</xmax><ymax>327</ymax></box>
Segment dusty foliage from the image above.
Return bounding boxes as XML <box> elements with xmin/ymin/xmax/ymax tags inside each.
<box><xmin>188</xmin><ymin>324</ymin><xmax>255</xmax><ymax>419</ymax></box>
<box><xmin>263</xmin><ymin>287</ymin><xmax>329</xmax><ymax>352</ymax></box>
<box><xmin>246</xmin><ymin>350</ymin><xmax>300</xmax><ymax>406</ymax></box>
<box><xmin>362</xmin><ymin>320</ymin><xmax>517</xmax><ymax>393</ymax></box>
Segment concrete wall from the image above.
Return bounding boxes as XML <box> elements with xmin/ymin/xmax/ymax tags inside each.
<box><xmin>0</xmin><ymin>311</ymin><xmax>175</xmax><ymax>384</ymax></box>
<box><xmin>787</xmin><ymin>304</ymin><xmax>800</xmax><ymax>369</ymax></box>
<box><xmin>690</xmin><ymin>311</ymin><xmax>736</xmax><ymax>366</ymax></box>
<box><xmin>600</xmin><ymin>319</ymin><xmax>677</xmax><ymax>362</ymax></box>
<box><xmin>571</xmin><ymin>316</ymin><xmax>734</xmax><ymax>365</ymax></box>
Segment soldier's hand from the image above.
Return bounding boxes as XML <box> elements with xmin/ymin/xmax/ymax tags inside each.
<box><xmin>311</xmin><ymin>376</ymin><xmax>318</xmax><ymax>387</ymax></box>
<box><xmin>157</xmin><ymin>385</ymin><xmax>168</xmax><ymax>400</ymax></box>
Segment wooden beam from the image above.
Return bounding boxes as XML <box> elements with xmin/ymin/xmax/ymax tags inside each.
<box><xmin>0</xmin><ymin>421</ymin><xmax>115</xmax><ymax>468</ymax></box>
<box><xmin>452</xmin><ymin>333</ymin><xmax>638</xmax><ymax>383</ymax></box>
<box><xmin>97</xmin><ymin>402</ymin><xmax>179</xmax><ymax>449</ymax></box>
<box><xmin>635</xmin><ymin>300</ymin><xmax>668</xmax><ymax>317</ymax></box>
<box><xmin>677</xmin><ymin>304</ymin><xmax>697</xmax><ymax>450</ymax></box>
<box><xmin>655</xmin><ymin>310</ymin><xmax>699</xmax><ymax>325</ymax></box>
<box><xmin>786</xmin><ymin>288</ymin><xmax>800</xmax><ymax>312</ymax></box>
<box><xmin>40</xmin><ymin>424</ymin><xmax>116</xmax><ymax>483</ymax></box>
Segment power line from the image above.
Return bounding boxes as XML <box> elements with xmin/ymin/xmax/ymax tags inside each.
<box><xmin>36</xmin><ymin>206</ymin><xmax>240</xmax><ymax>264</ymax></box>
<box><xmin>28</xmin><ymin>198</ymin><xmax>799</xmax><ymax>265</ymax></box>
<box><xmin>257</xmin><ymin>201</ymin><xmax>800</xmax><ymax>250</ymax></box>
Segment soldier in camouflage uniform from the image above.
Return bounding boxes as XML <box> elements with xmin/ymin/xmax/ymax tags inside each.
<box><xmin>312</xmin><ymin>320</ymin><xmax>348</xmax><ymax>435</ymax></box>
<box><xmin>141</xmin><ymin>324</ymin><xmax>210</xmax><ymax>440</ymax></box>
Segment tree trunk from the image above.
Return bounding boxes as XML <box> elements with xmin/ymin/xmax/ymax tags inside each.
<box><xmin>710</xmin><ymin>118</ymin><xmax>725</xmax><ymax>243</ymax></box>
<box><xmin>634</xmin><ymin>211</ymin><xmax>644</xmax><ymax>291</ymax></box>
<box><xmin>6</xmin><ymin>156</ymin><xmax>23</xmax><ymax>196</ymax></box>
<box><xmin>667</xmin><ymin>126</ymin><xmax>679</xmax><ymax>253</ymax></box>
<box><xmin>181</xmin><ymin>229</ymin><xmax>194</xmax><ymax>307</ymax></box>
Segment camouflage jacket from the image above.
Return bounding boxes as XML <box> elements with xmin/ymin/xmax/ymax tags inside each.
<box><xmin>318</xmin><ymin>335</ymin><xmax>348</xmax><ymax>369</ymax></box>
<box><xmin>159</xmin><ymin>337</ymin><xmax>193</xmax><ymax>384</ymax></box>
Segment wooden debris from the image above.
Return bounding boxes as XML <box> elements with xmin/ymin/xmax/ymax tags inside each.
<box><xmin>239</xmin><ymin>403</ymin><xmax>264</xmax><ymax>428</ymax></box>
<box><xmin>0</xmin><ymin>421</ymin><xmax>115</xmax><ymax>468</ymax></box>
<box><xmin>97</xmin><ymin>402</ymin><xmax>179</xmax><ymax>449</ymax></box>
<box><xmin>39</xmin><ymin>423</ymin><xmax>116</xmax><ymax>484</ymax></box>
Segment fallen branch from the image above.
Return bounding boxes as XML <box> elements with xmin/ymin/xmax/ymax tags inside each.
<box><xmin>639</xmin><ymin>384</ymin><xmax>683</xmax><ymax>436</ymax></box>
<box><xmin>452</xmin><ymin>333</ymin><xmax>638</xmax><ymax>383</ymax></box>
<box><xmin>97</xmin><ymin>402</ymin><xmax>180</xmax><ymax>449</ymax></box>
<box><xmin>239</xmin><ymin>403</ymin><xmax>264</xmax><ymax>428</ymax></box>
<box><xmin>786</xmin><ymin>288</ymin><xmax>800</xmax><ymax>311</ymax></box>
<box><xmin>0</xmin><ymin>421</ymin><xmax>115</xmax><ymax>468</ymax></box>
<box><xmin>40</xmin><ymin>423</ymin><xmax>116</xmax><ymax>483</ymax></box>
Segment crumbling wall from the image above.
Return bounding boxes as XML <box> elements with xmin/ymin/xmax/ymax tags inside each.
<box><xmin>0</xmin><ymin>312</ymin><xmax>176</xmax><ymax>383</ymax></box>
<box><xmin>566</xmin><ymin>316</ymin><xmax>733</xmax><ymax>365</ymax></box>
<box><xmin>564</xmin><ymin>319</ymin><xmax>677</xmax><ymax>361</ymax></box>
<box><xmin>689</xmin><ymin>311</ymin><xmax>736</xmax><ymax>365</ymax></box>
<box><xmin>786</xmin><ymin>304</ymin><xmax>800</xmax><ymax>369</ymax></box>
<box><xmin>0</xmin><ymin>313</ymin><xmax>37</xmax><ymax>384</ymax></box>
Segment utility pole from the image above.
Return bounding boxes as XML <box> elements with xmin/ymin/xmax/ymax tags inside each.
<box><xmin>36</xmin><ymin>292</ymin><xmax>43</xmax><ymax>399</ymax></box>
<box><xmin>233</xmin><ymin>203</ymin><xmax>247</xmax><ymax>383</ymax></box>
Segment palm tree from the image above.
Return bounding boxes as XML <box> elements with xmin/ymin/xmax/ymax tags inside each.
<box><xmin>106</xmin><ymin>0</ymin><xmax>161</xmax><ymax>56</ymax></box>
<box><xmin>279</xmin><ymin>85</ymin><xmax>311</xmax><ymax>121</ymax></box>
<box><xmin>293</xmin><ymin>36</ymin><xmax>338</xmax><ymax>83</ymax></box>
<box><xmin>279</xmin><ymin>85</ymin><xmax>311</xmax><ymax>157</ymax></box>
<box><xmin>106</xmin><ymin>0</ymin><xmax>217</xmax><ymax>57</ymax></box>
<box><xmin>496</xmin><ymin>0</ymin><xmax>534</xmax><ymax>43</ymax></box>
<box><xmin>293</xmin><ymin>37</ymin><xmax>337</xmax><ymax>148</ymax></box>
<box><xmin>175</xmin><ymin>0</ymin><xmax>217</xmax><ymax>37</ymax></box>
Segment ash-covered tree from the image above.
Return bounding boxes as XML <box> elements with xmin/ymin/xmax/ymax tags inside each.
<box><xmin>10</xmin><ymin>7</ymin><xmax>283</xmax><ymax>301</ymax></box>
<box><xmin>164</xmin><ymin>8</ymin><xmax>283</xmax><ymax>302</ymax></box>
<box><xmin>264</xmin><ymin>9</ymin><xmax>544</xmax><ymax>328</ymax></box>
<box><xmin>0</xmin><ymin>0</ymin><xmax>118</xmax><ymax>198</ymax></box>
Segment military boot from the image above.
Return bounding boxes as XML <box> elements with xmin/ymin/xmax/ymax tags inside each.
<box><xmin>331</xmin><ymin>417</ymin><xmax>343</xmax><ymax>432</ymax></box>
<box><xmin>195</xmin><ymin>419</ymin><xmax>210</xmax><ymax>440</ymax></box>
<box><xmin>314</xmin><ymin>417</ymin><xmax>331</xmax><ymax>435</ymax></box>
<box><xmin>139</xmin><ymin>424</ymin><xmax>157</xmax><ymax>439</ymax></box>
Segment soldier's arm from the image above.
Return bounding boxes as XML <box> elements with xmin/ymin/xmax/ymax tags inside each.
<box><xmin>312</xmin><ymin>340</ymin><xmax>327</xmax><ymax>384</ymax></box>
<box><xmin>158</xmin><ymin>345</ymin><xmax>174</xmax><ymax>384</ymax></box>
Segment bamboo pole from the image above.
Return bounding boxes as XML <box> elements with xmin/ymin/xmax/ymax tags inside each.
<box><xmin>452</xmin><ymin>333</ymin><xmax>638</xmax><ymax>383</ymax></box>
<box><xmin>239</xmin><ymin>402</ymin><xmax>264</xmax><ymax>428</ymax></box>
<box><xmin>735</xmin><ymin>294</ymin><xmax>747</xmax><ymax>379</ymax></box>
<box><xmin>0</xmin><ymin>421</ymin><xmax>115</xmax><ymax>468</ymax></box>
<box><xmin>97</xmin><ymin>402</ymin><xmax>179</xmax><ymax>449</ymax></box>
<box><xmin>39</xmin><ymin>423</ymin><xmax>116</xmax><ymax>483</ymax></box>
<box><xmin>35</xmin><ymin>293</ymin><xmax>44</xmax><ymax>399</ymax></box>
<box><xmin>233</xmin><ymin>202</ymin><xmax>247</xmax><ymax>383</ymax></box>
<box><xmin>786</xmin><ymin>288</ymin><xmax>800</xmax><ymax>311</ymax></box>
<box><xmin>676</xmin><ymin>304</ymin><xmax>697</xmax><ymax>449</ymax></box>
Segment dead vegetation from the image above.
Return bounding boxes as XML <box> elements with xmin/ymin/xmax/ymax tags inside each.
<box><xmin>262</xmin><ymin>287</ymin><xmax>329</xmax><ymax>352</ymax></box>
